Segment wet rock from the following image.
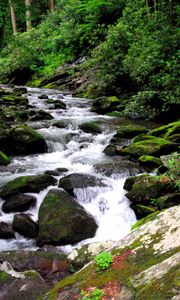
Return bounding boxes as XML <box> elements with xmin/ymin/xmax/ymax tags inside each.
<box><xmin>0</xmin><ymin>151</ymin><xmax>10</xmax><ymax>166</ymax></box>
<box><xmin>137</xmin><ymin>155</ymin><xmax>162</xmax><ymax>168</ymax></box>
<box><xmin>44</xmin><ymin>168</ymin><xmax>68</xmax><ymax>176</ymax></box>
<box><xmin>2</xmin><ymin>194</ymin><xmax>36</xmax><ymax>213</ymax></box>
<box><xmin>103</xmin><ymin>144</ymin><xmax>123</xmax><ymax>156</ymax></box>
<box><xmin>126</xmin><ymin>175</ymin><xmax>176</xmax><ymax>205</ymax></box>
<box><xmin>52</xmin><ymin>120</ymin><xmax>68</xmax><ymax>128</ymax></box>
<box><xmin>13</xmin><ymin>213</ymin><xmax>38</xmax><ymax>238</ymax></box>
<box><xmin>13</xmin><ymin>87</ymin><xmax>27</xmax><ymax>94</ymax></box>
<box><xmin>58</xmin><ymin>173</ymin><xmax>106</xmax><ymax>197</ymax></box>
<box><xmin>150</xmin><ymin>120</ymin><xmax>180</xmax><ymax>138</ymax></box>
<box><xmin>121</xmin><ymin>137</ymin><xmax>178</xmax><ymax>159</ymax></box>
<box><xmin>46</xmin><ymin>99</ymin><xmax>66</xmax><ymax>109</ymax></box>
<box><xmin>130</xmin><ymin>204</ymin><xmax>157</xmax><ymax>219</ymax></box>
<box><xmin>94</xmin><ymin>157</ymin><xmax>145</xmax><ymax>177</ymax></box>
<box><xmin>79</xmin><ymin>122</ymin><xmax>102</xmax><ymax>134</ymax></box>
<box><xmin>6</xmin><ymin>125</ymin><xmax>47</xmax><ymax>155</ymax></box>
<box><xmin>157</xmin><ymin>192</ymin><xmax>180</xmax><ymax>209</ymax></box>
<box><xmin>112</xmin><ymin>124</ymin><xmax>148</xmax><ymax>139</ymax></box>
<box><xmin>0</xmin><ymin>95</ymin><xmax>28</xmax><ymax>106</ymax></box>
<box><xmin>38</xmin><ymin>189</ymin><xmax>97</xmax><ymax>246</ymax></box>
<box><xmin>123</xmin><ymin>174</ymin><xmax>149</xmax><ymax>191</ymax></box>
<box><xmin>0</xmin><ymin>174</ymin><xmax>57</xmax><ymax>199</ymax></box>
<box><xmin>38</xmin><ymin>94</ymin><xmax>48</xmax><ymax>99</ymax></box>
<box><xmin>28</xmin><ymin>109</ymin><xmax>53</xmax><ymax>121</ymax></box>
<box><xmin>91</xmin><ymin>96</ymin><xmax>121</xmax><ymax>114</ymax></box>
<box><xmin>0</xmin><ymin>222</ymin><xmax>15</xmax><ymax>239</ymax></box>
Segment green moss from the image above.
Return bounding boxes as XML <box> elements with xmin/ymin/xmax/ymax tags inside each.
<box><xmin>24</xmin><ymin>270</ymin><xmax>39</xmax><ymax>279</ymax></box>
<box><xmin>0</xmin><ymin>150</ymin><xmax>10</xmax><ymax>165</ymax></box>
<box><xmin>0</xmin><ymin>271</ymin><xmax>10</xmax><ymax>282</ymax></box>
<box><xmin>131</xmin><ymin>211</ymin><xmax>160</xmax><ymax>230</ymax></box>
<box><xmin>150</xmin><ymin>121</ymin><xmax>180</xmax><ymax>138</ymax></box>
<box><xmin>138</xmin><ymin>155</ymin><xmax>162</xmax><ymax>168</ymax></box>
<box><xmin>43</xmin><ymin>83</ymin><xmax>58</xmax><ymax>89</ymax></box>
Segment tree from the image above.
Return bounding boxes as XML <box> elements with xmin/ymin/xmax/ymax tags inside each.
<box><xmin>9</xmin><ymin>0</ymin><xmax>17</xmax><ymax>34</ymax></box>
<box><xmin>25</xmin><ymin>0</ymin><xmax>31</xmax><ymax>30</ymax></box>
<box><xmin>49</xmin><ymin>0</ymin><xmax>55</xmax><ymax>13</ymax></box>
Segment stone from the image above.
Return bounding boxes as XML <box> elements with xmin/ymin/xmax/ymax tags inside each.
<box><xmin>46</xmin><ymin>99</ymin><xmax>66</xmax><ymax>109</ymax></box>
<box><xmin>38</xmin><ymin>189</ymin><xmax>97</xmax><ymax>246</ymax></box>
<box><xmin>91</xmin><ymin>96</ymin><xmax>121</xmax><ymax>114</ymax></box>
<box><xmin>113</xmin><ymin>124</ymin><xmax>148</xmax><ymax>139</ymax></box>
<box><xmin>0</xmin><ymin>174</ymin><xmax>57</xmax><ymax>199</ymax></box>
<box><xmin>28</xmin><ymin>110</ymin><xmax>53</xmax><ymax>121</ymax></box>
<box><xmin>58</xmin><ymin>173</ymin><xmax>106</xmax><ymax>197</ymax></box>
<box><xmin>138</xmin><ymin>155</ymin><xmax>162</xmax><ymax>168</ymax></box>
<box><xmin>150</xmin><ymin>120</ymin><xmax>180</xmax><ymax>138</ymax></box>
<box><xmin>130</xmin><ymin>204</ymin><xmax>157</xmax><ymax>219</ymax></box>
<box><xmin>157</xmin><ymin>193</ymin><xmax>180</xmax><ymax>209</ymax></box>
<box><xmin>79</xmin><ymin>122</ymin><xmax>102</xmax><ymax>134</ymax></box>
<box><xmin>38</xmin><ymin>94</ymin><xmax>48</xmax><ymax>99</ymax></box>
<box><xmin>13</xmin><ymin>87</ymin><xmax>27</xmax><ymax>94</ymax></box>
<box><xmin>2</xmin><ymin>194</ymin><xmax>36</xmax><ymax>213</ymax></box>
<box><xmin>13</xmin><ymin>214</ymin><xmax>38</xmax><ymax>238</ymax></box>
<box><xmin>0</xmin><ymin>222</ymin><xmax>15</xmax><ymax>239</ymax></box>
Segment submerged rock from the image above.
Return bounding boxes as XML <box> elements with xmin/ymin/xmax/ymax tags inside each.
<box><xmin>58</xmin><ymin>173</ymin><xmax>106</xmax><ymax>197</ymax></box>
<box><xmin>0</xmin><ymin>174</ymin><xmax>57</xmax><ymax>199</ymax></box>
<box><xmin>13</xmin><ymin>213</ymin><xmax>38</xmax><ymax>238</ymax></box>
<box><xmin>79</xmin><ymin>122</ymin><xmax>102</xmax><ymax>134</ymax></box>
<box><xmin>38</xmin><ymin>189</ymin><xmax>97</xmax><ymax>246</ymax></box>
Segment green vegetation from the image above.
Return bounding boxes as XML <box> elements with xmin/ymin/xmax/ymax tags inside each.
<box><xmin>94</xmin><ymin>251</ymin><xmax>113</xmax><ymax>271</ymax></box>
<box><xmin>0</xmin><ymin>0</ymin><xmax>179</xmax><ymax>120</ymax></box>
<box><xmin>78</xmin><ymin>288</ymin><xmax>103</xmax><ymax>300</ymax></box>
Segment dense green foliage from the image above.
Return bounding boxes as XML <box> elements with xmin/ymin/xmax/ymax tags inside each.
<box><xmin>94</xmin><ymin>251</ymin><xmax>113</xmax><ymax>270</ymax></box>
<box><xmin>0</xmin><ymin>0</ymin><xmax>179</xmax><ymax>119</ymax></box>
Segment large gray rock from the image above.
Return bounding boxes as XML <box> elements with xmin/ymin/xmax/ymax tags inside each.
<box><xmin>38</xmin><ymin>189</ymin><xmax>98</xmax><ymax>246</ymax></box>
<box><xmin>13</xmin><ymin>213</ymin><xmax>38</xmax><ymax>238</ymax></box>
<box><xmin>59</xmin><ymin>173</ymin><xmax>106</xmax><ymax>197</ymax></box>
<box><xmin>2</xmin><ymin>194</ymin><xmax>36</xmax><ymax>213</ymax></box>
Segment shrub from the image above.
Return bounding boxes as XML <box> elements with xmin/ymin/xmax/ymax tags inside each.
<box><xmin>94</xmin><ymin>251</ymin><xmax>113</xmax><ymax>270</ymax></box>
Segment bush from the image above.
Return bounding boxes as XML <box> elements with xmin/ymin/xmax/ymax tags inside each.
<box><xmin>94</xmin><ymin>251</ymin><xmax>113</xmax><ymax>270</ymax></box>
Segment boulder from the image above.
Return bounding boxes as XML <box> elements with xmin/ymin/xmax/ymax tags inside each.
<box><xmin>38</xmin><ymin>94</ymin><xmax>48</xmax><ymax>99</ymax></box>
<box><xmin>125</xmin><ymin>175</ymin><xmax>176</xmax><ymax>205</ymax></box>
<box><xmin>91</xmin><ymin>96</ymin><xmax>121</xmax><ymax>114</ymax></box>
<box><xmin>44</xmin><ymin>168</ymin><xmax>68</xmax><ymax>176</ymax></box>
<box><xmin>2</xmin><ymin>194</ymin><xmax>36</xmax><ymax>213</ymax></box>
<box><xmin>130</xmin><ymin>204</ymin><xmax>157</xmax><ymax>219</ymax></box>
<box><xmin>0</xmin><ymin>222</ymin><xmax>15</xmax><ymax>239</ymax></box>
<box><xmin>38</xmin><ymin>189</ymin><xmax>97</xmax><ymax>246</ymax></box>
<box><xmin>157</xmin><ymin>193</ymin><xmax>180</xmax><ymax>209</ymax></box>
<box><xmin>7</xmin><ymin>125</ymin><xmax>47</xmax><ymax>155</ymax></box>
<box><xmin>79</xmin><ymin>122</ymin><xmax>102</xmax><ymax>134</ymax></box>
<box><xmin>13</xmin><ymin>214</ymin><xmax>38</xmax><ymax>238</ymax></box>
<box><xmin>52</xmin><ymin>121</ymin><xmax>68</xmax><ymax>128</ymax></box>
<box><xmin>58</xmin><ymin>173</ymin><xmax>106</xmax><ymax>197</ymax></box>
<box><xmin>0</xmin><ymin>151</ymin><xmax>10</xmax><ymax>166</ymax></box>
<box><xmin>103</xmin><ymin>144</ymin><xmax>123</xmax><ymax>156</ymax></box>
<box><xmin>123</xmin><ymin>174</ymin><xmax>149</xmax><ymax>191</ymax></box>
<box><xmin>112</xmin><ymin>124</ymin><xmax>148</xmax><ymax>139</ymax></box>
<box><xmin>46</xmin><ymin>99</ymin><xmax>66</xmax><ymax>109</ymax></box>
<box><xmin>28</xmin><ymin>110</ymin><xmax>53</xmax><ymax>121</ymax></box>
<box><xmin>13</xmin><ymin>87</ymin><xmax>27</xmax><ymax>94</ymax></box>
<box><xmin>150</xmin><ymin>120</ymin><xmax>180</xmax><ymax>138</ymax></box>
<box><xmin>0</xmin><ymin>174</ymin><xmax>57</xmax><ymax>199</ymax></box>
<box><xmin>137</xmin><ymin>155</ymin><xmax>162</xmax><ymax>168</ymax></box>
<box><xmin>121</xmin><ymin>138</ymin><xmax>178</xmax><ymax>159</ymax></box>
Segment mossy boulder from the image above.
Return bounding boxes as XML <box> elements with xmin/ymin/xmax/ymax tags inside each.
<box><xmin>103</xmin><ymin>144</ymin><xmax>124</xmax><ymax>156</ymax></box>
<box><xmin>13</xmin><ymin>87</ymin><xmax>27</xmax><ymax>94</ymax></box>
<box><xmin>38</xmin><ymin>94</ymin><xmax>48</xmax><ymax>99</ymax></box>
<box><xmin>138</xmin><ymin>155</ymin><xmax>162</xmax><ymax>168</ymax></box>
<box><xmin>126</xmin><ymin>175</ymin><xmax>176</xmax><ymax>205</ymax></box>
<box><xmin>0</xmin><ymin>222</ymin><xmax>15</xmax><ymax>239</ymax></box>
<box><xmin>46</xmin><ymin>99</ymin><xmax>66</xmax><ymax>109</ymax></box>
<box><xmin>59</xmin><ymin>173</ymin><xmax>106</xmax><ymax>197</ymax></box>
<box><xmin>157</xmin><ymin>193</ymin><xmax>180</xmax><ymax>210</ymax></box>
<box><xmin>79</xmin><ymin>122</ymin><xmax>102</xmax><ymax>134</ymax></box>
<box><xmin>123</xmin><ymin>174</ymin><xmax>149</xmax><ymax>191</ymax></box>
<box><xmin>91</xmin><ymin>96</ymin><xmax>121</xmax><ymax>114</ymax></box>
<box><xmin>38</xmin><ymin>189</ymin><xmax>97</xmax><ymax>246</ymax></box>
<box><xmin>8</xmin><ymin>125</ymin><xmax>47</xmax><ymax>155</ymax></box>
<box><xmin>2</xmin><ymin>194</ymin><xmax>36</xmax><ymax>213</ymax></box>
<box><xmin>150</xmin><ymin>121</ymin><xmax>180</xmax><ymax>138</ymax></box>
<box><xmin>0</xmin><ymin>95</ymin><xmax>28</xmax><ymax>106</ymax></box>
<box><xmin>0</xmin><ymin>174</ymin><xmax>57</xmax><ymax>199</ymax></box>
<box><xmin>130</xmin><ymin>204</ymin><xmax>157</xmax><ymax>220</ymax></box>
<box><xmin>113</xmin><ymin>124</ymin><xmax>148</xmax><ymax>140</ymax></box>
<box><xmin>13</xmin><ymin>213</ymin><xmax>38</xmax><ymax>238</ymax></box>
<box><xmin>121</xmin><ymin>137</ymin><xmax>178</xmax><ymax>159</ymax></box>
<box><xmin>0</xmin><ymin>151</ymin><xmax>10</xmax><ymax>166</ymax></box>
<box><xmin>28</xmin><ymin>110</ymin><xmax>53</xmax><ymax>121</ymax></box>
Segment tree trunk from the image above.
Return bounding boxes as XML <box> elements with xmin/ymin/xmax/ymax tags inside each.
<box><xmin>25</xmin><ymin>0</ymin><xmax>31</xmax><ymax>31</ymax></box>
<box><xmin>49</xmin><ymin>0</ymin><xmax>55</xmax><ymax>13</ymax></box>
<box><xmin>9</xmin><ymin>0</ymin><xmax>17</xmax><ymax>35</ymax></box>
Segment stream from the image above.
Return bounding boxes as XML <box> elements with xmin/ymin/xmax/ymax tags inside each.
<box><xmin>0</xmin><ymin>87</ymin><xmax>139</xmax><ymax>252</ymax></box>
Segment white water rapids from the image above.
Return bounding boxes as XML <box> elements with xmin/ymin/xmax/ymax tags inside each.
<box><xmin>0</xmin><ymin>87</ymin><xmax>137</xmax><ymax>252</ymax></box>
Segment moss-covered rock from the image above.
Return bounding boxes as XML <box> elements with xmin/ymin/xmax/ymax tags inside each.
<box><xmin>46</xmin><ymin>99</ymin><xmax>66</xmax><ymax>109</ymax></box>
<box><xmin>121</xmin><ymin>137</ymin><xmax>178</xmax><ymax>159</ymax></box>
<box><xmin>79</xmin><ymin>122</ymin><xmax>102</xmax><ymax>134</ymax></box>
<box><xmin>0</xmin><ymin>151</ymin><xmax>10</xmax><ymax>166</ymax></box>
<box><xmin>157</xmin><ymin>192</ymin><xmax>180</xmax><ymax>210</ymax></box>
<box><xmin>125</xmin><ymin>175</ymin><xmax>176</xmax><ymax>205</ymax></box>
<box><xmin>91</xmin><ymin>96</ymin><xmax>121</xmax><ymax>114</ymax></box>
<box><xmin>138</xmin><ymin>155</ymin><xmax>162</xmax><ymax>168</ymax></box>
<box><xmin>0</xmin><ymin>95</ymin><xmax>28</xmax><ymax>106</ymax></box>
<box><xmin>13</xmin><ymin>213</ymin><xmax>38</xmax><ymax>238</ymax></box>
<box><xmin>0</xmin><ymin>174</ymin><xmax>57</xmax><ymax>199</ymax></box>
<box><xmin>123</xmin><ymin>174</ymin><xmax>149</xmax><ymax>191</ymax></box>
<box><xmin>150</xmin><ymin>120</ymin><xmax>180</xmax><ymax>138</ymax></box>
<box><xmin>113</xmin><ymin>124</ymin><xmax>148</xmax><ymax>140</ymax></box>
<box><xmin>130</xmin><ymin>204</ymin><xmax>157</xmax><ymax>220</ymax></box>
<box><xmin>28</xmin><ymin>110</ymin><xmax>53</xmax><ymax>121</ymax></box>
<box><xmin>7</xmin><ymin>125</ymin><xmax>47</xmax><ymax>155</ymax></box>
<box><xmin>38</xmin><ymin>189</ymin><xmax>97</xmax><ymax>246</ymax></box>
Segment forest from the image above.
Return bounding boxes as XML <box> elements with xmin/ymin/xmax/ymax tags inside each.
<box><xmin>0</xmin><ymin>0</ymin><xmax>179</xmax><ymax>120</ymax></box>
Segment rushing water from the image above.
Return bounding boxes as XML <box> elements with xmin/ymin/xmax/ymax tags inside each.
<box><xmin>0</xmin><ymin>87</ymin><xmax>137</xmax><ymax>252</ymax></box>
